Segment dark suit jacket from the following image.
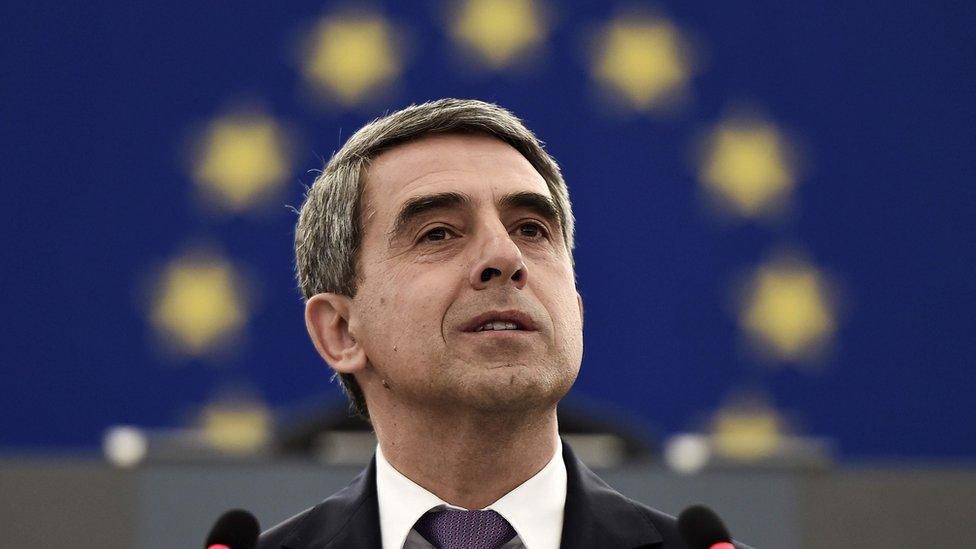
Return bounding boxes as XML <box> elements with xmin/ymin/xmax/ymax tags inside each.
<box><xmin>258</xmin><ymin>442</ymin><xmax>752</xmax><ymax>548</ymax></box>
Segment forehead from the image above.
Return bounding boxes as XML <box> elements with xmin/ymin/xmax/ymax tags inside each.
<box><xmin>361</xmin><ymin>133</ymin><xmax>552</xmax><ymax>225</ymax></box>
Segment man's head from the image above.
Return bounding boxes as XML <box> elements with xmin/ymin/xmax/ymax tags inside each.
<box><xmin>296</xmin><ymin>99</ymin><xmax>582</xmax><ymax>419</ymax></box>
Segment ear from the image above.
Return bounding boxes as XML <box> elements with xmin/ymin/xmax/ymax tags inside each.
<box><xmin>577</xmin><ymin>292</ymin><xmax>584</xmax><ymax>329</ymax></box>
<box><xmin>305</xmin><ymin>293</ymin><xmax>367</xmax><ymax>375</ymax></box>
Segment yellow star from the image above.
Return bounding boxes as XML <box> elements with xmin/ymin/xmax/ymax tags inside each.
<box><xmin>592</xmin><ymin>15</ymin><xmax>692</xmax><ymax>110</ymax></box>
<box><xmin>200</xmin><ymin>400</ymin><xmax>272</xmax><ymax>454</ymax></box>
<box><xmin>301</xmin><ymin>13</ymin><xmax>400</xmax><ymax>105</ymax></box>
<box><xmin>451</xmin><ymin>0</ymin><xmax>545</xmax><ymax>68</ymax></box>
<box><xmin>149</xmin><ymin>252</ymin><xmax>248</xmax><ymax>356</ymax></box>
<box><xmin>700</xmin><ymin>118</ymin><xmax>795</xmax><ymax>218</ymax></box>
<box><xmin>192</xmin><ymin>112</ymin><xmax>291</xmax><ymax>213</ymax></box>
<box><xmin>711</xmin><ymin>398</ymin><xmax>785</xmax><ymax>460</ymax></box>
<box><xmin>740</xmin><ymin>257</ymin><xmax>835</xmax><ymax>361</ymax></box>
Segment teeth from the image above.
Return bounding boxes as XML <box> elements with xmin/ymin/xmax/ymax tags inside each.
<box><xmin>475</xmin><ymin>321</ymin><xmax>520</xmax><ymax>331</ymax></box>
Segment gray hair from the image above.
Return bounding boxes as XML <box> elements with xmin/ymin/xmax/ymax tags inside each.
<box><xmin>294</xmin><ymin>98</ymin><xmax>575</xmax><ymax>418</ymax></box>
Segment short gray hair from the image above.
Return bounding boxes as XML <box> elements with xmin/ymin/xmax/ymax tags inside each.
<box><xmin>295</xmin><ymin>98</ymin><xmax>575</xmax><ymax>418</ymax></box>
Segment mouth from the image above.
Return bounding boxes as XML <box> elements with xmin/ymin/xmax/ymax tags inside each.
<box><xmin>460</xmin><ymin>310</ymin><xmax>539</xmax><ymax>334</ymax></box>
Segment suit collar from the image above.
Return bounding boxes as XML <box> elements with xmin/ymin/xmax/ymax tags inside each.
<box><xmin>559</xmin><ymin>442</ymin><xmax>663</xmax><ymax>549</ymax></box>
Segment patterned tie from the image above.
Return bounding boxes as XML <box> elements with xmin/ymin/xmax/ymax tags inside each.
<box><xmin>413</xmin><ymin>509</ymin><xmax>517</xmax><ymax>549</ymax></box>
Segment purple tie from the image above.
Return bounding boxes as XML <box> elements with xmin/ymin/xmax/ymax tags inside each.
<box><xmin>413</xmin><ymin>509</ymin><xmax>517</xmax><ymax>549</ymax></box>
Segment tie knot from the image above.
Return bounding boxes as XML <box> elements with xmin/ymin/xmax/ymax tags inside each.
<box><xmin>414</xmin><ymin>508</ymin><xmax>517</xmax><ymax>549</ymax></box>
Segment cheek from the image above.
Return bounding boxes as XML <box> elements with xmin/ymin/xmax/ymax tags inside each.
<box><xmin>547</xmin><ymin>270</ymin><xmax>583</xmax><ymax>337</ymax></box>
<box><xmin>397</xmin><ymin>285</ymin><xmax>446</xmax><ymax>341</ymax></box>
<box><xmin>552</xmin><ymin>295</ymin><xmax>582</xmax><ymax>336</ymax></box>
<box><xmin>360</xmin><ymin>268</ymin><xmax>454</xmax><ymax>353</ymax></box>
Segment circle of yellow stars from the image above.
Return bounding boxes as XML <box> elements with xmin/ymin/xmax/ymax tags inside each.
<box><xmin>147</xmin><ymin>5</ymin><xmax>844</xmax><ymax>452</ymax></box>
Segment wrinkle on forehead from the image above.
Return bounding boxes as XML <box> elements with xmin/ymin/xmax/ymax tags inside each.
<box><xmin>359</xmin><ymin>134</ymin><xmax>550</xmax><ymax>239</ymax></box>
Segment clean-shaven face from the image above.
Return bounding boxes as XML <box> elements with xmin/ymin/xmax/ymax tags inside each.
<box><xmin>348</xmin><ymin>133</ymin><xmax>583</xmax><ymax>413</ymax></box>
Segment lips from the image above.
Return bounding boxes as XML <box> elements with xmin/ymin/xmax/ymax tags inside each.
<box><xmin>460</xmin><ymin>309</ymin><xmax>539</xmax><ymax>333</ymax></box>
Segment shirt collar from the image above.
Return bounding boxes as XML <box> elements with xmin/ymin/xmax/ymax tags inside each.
<box><xmin>485</xmin><ymin>439</ymin><xmax>566</xmax><ymax>549</ymax></box>
<box><xmin>376</xmin><ymin>444</ymin><xmax>453</xmax><ymax>549</ymax></box>
<box><xmin>375</xmin><ymin>440</ymin><xmax>567</xmax><ymax>549</ymax></box>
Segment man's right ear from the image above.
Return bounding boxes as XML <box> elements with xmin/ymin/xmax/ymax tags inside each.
<box><xmin>304</xmin><ymin>293</ymin><xmax>367</xmax><ymax>375</ymax></box>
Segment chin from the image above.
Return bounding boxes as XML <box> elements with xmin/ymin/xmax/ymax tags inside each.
<box><xmin>459</xmin><ymin>364</ymin><xmax>576</xmax><ymax>413</ymax></box>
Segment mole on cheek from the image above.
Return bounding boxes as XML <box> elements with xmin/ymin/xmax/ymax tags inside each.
<box><xmin>380</xmin><ymin>297</ymin><xmax>386</xmax><ymax>305</ymax></box>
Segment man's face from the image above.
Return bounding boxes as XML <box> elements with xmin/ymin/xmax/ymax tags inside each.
<box><xmin>348</xmin><ymin>133</ymin><xmax>583</xmax><ymax>413</ymax></box>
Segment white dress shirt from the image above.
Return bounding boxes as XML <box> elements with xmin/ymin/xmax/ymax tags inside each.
<box><xmin>375</xmin><ymin>440</ymin><xmax>567</xmax><ymax>549</ymax></box>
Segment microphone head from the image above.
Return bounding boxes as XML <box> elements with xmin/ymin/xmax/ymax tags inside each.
<box><xmin>205</xmin><ymin>508</ymin><xmax>260</xmax><ymax>549</ymax></box>
<box><xmin>677</xmin><ymin>504</ymin><xmax>731</xmax><ymax>549</ymax></box>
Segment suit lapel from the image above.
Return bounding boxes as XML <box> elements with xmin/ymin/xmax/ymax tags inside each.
<box><xmin>559</xmin><ymin>442</ymin><xmax>663</xmax><ymax>549</ymax></box>
<box><xmin>280</xmin><ymin>458</ymin><xmax>382</xmax><ymax>549</ymax></box>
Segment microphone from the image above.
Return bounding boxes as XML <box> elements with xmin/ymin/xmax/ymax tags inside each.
<box><xmin>205</xmin><ymin>508</ymin><xmax>260</xmax><ymax>549</ymax></box>
<box><xmin>677</xmin><ymin>504</ymin><xmax>734</xmax><ymax>549</ymax></box>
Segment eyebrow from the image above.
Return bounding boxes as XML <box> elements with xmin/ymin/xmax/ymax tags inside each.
<box><xmin>497</xmin><ymin>191</ymin><xmax>562</xmax><ymax>230</ymax></box>
<box><xmin>387</xmin><ymin>190</ymin><xmax>562</xmax><ymax>244</ymax></box>
<box><xmin>389</xmin><ymin>192</ymin><xmax>471</xmax><ymax>243</ymax></box>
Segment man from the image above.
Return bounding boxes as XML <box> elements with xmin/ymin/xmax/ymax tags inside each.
<box><xmin>260</xmin><ymin>99</ymin><xmax>749</xmax><ymax>549</ymax></box>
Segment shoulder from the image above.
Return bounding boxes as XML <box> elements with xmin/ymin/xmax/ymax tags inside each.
<box><xmin>627</xmin><ymin>497</ymin><xmax>755</xmax><ymax>549</ymax></box>
<box><xmin>256</xmin><ymin>486</ymin><xmax>374</xmax><ymax>549</ymax></box>
<box><xmin>626</xmin><ymin>498</ymin><xmax>683</xmax><ymax>543</ymax></box>
<box><xmin>257</xmin><ymin>461</ymin><xmax>380</xmax><ymax>549</ymax></box>
<box><xmin>257</xmin><ymin>506</ymin><xmax>314</xmax><ymax>549</ymax></box>
<box><xmin>600</xmin><ymin>493</ymin><xmax>754</xmax><ymax>549</ymax></box>
<box><xmin>562</xmin><ymin>442</ymin><xmax>753</xmax><ymax>549</ymax></box>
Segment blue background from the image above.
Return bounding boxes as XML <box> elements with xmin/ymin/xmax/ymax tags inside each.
<box><xmin>2</xmin><ymin>1</ymin><xmax>974</xmax><ymax>460</ymax></box>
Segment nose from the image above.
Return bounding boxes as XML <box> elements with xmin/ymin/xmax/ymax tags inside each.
<box><xmin>468</xmin><ymin>223</ymin><xmax>528</xmax><ymax>290</ymax></box>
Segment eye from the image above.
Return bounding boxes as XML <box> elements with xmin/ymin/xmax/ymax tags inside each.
<box><xmin>422</xmin><ymin>227</ymin><xmax>454</xmax><ymax>242</ymax></box>
<box><xmin>517</xmin><ymin>221</ymin><xmax>549</xmax><ymax>239</ymax></box>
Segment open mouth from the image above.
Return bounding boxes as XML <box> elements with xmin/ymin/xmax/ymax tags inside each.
<box><xmin>474</xmin><ymin>320</ymin><xmax>524</xmax><ymax>332</ymax></box>
<box><xmin>461</xmin><ymin>310</ymin><xmax>538</xmax><ymax>334</ymax></box>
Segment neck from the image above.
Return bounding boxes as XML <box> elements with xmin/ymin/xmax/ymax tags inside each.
<box><xmin>372</xmin><ymin>405</ymin><xmax>559</xmax><ymax>510</ymax></box>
